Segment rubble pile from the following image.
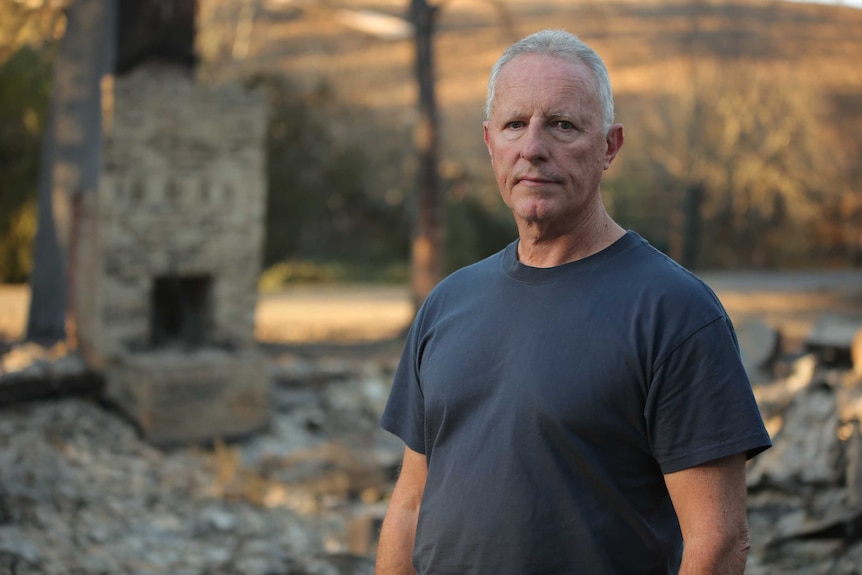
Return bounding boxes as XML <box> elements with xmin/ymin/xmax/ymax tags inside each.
<box><xmin>745</xmin><ymin>352</ymin><xmax>862</xmax><ymax>574</ymax></box>
<box><xmin>1</xmin><ymin>326</ymin><xmax>862</xmax><ymax>574</ymax></box>
<box><xmin>0</xmin><ymin>348</ymin><xmax>402</xmax><ymax>575</ymax></box>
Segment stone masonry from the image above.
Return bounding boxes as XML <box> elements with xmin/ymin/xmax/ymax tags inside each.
<box><xmin>73</xmin><ymin>62</ymin><xmax>269</xmax><ymax>444</ymax></box>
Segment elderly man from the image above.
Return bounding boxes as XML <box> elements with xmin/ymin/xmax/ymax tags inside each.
<box><xmin>376</xmin><ymin>29</ymin><xmax>771</xmax><ymax>575</ymax></box>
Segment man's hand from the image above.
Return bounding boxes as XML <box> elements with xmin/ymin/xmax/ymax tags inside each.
<box><xmin>664</xmin><ymin>453</ymin><xmax>750</xmax><ymax>575</ymax></box>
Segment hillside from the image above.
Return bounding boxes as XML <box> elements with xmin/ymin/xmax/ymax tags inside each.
<box><xmin>220</xmin><ymin>0</ymin><xmax>862</xmax><ymax>180</ymax></box>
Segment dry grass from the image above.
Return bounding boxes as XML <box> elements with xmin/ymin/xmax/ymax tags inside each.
<box><xmin>0</xmin><ymin>283</ymin><xmax>413</xmax><ymax>345</ymax></box>
<box><xmin>253</xmin><ymin>285</ymin><xmax>413</xmax><ymax>343</ymax></box>
<box><xmin>0</xmin><ymin>284</ymin><xmax>28</xmax><ymax>342</ymax></box>
<box><xmin>2</xmin><ymin>275</ymin><xmax>862</xmax><ymax>346</ymax></box>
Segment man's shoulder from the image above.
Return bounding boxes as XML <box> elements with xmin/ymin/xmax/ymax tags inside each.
<box><xmin>431</xmin><ymin>243</ymin><xmax>511</xmax><ymax>292</ymax></box>
<box><xmin>619</xmin><ymin>234</ymin><xmax>725</xmax><ymax>314</ymax></box>
<box><xmin>406</xmin><ymin>244</ymin><xmax>511</xmax><ymax>342</ymax></box>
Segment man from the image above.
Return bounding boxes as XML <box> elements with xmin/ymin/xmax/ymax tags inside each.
<box><xmin>376</xmin><ymin>29</ymin><xmax>771</xmax><ymax>575</ymax></box>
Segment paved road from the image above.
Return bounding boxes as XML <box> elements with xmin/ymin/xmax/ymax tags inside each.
<box><xmin>698</xmin><ymin>269</ymin><xmax>862</xmax><ymax>294</ymax></box>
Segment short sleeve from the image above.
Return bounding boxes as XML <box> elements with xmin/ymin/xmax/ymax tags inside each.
<box><xmin>380</xmin><ymin>319</ymin><xmax>427</xmax><ymax>455</ymax></box>
<box><xmin>646</xmin><ymin>316</ymin><xmax>772</xmax><ymax>474</ymax></box>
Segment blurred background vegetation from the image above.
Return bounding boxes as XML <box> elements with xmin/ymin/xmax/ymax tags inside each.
<box><xmin>2</xmin><ymin>0</ymin><xmax>861</xmax><ymax>288</ymax></box>
<box><xmin>0</xmin><ymin>1</ymin><xmax>58</xmax><ymax>283</ymax></box>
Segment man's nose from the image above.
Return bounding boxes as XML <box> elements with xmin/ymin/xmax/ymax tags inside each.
<box><xmin>519</xmin><ymin>124</ymin><xmax>549</xmax><ymax>162</ymax></box>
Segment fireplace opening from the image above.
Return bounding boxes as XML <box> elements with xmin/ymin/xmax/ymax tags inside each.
<box><xmin>116</xmin><ymin>0</ymin><xmax>197</xmax><ymax>75</ymax></box>
<box><xmin>151</xmin><ymin>274</ymin><xmax>213</xmax><ymax>348</ymax></box>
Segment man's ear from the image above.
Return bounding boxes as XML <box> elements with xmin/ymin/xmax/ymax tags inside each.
<box><xmin>603</xmin><ymin>123</ymin><xmax>624</xmax><ymax>170</ymax></box>
<box><xmin>483</xmin><ymin>121</ymin><xmax>493</xmax><ymax>164</ymax></box>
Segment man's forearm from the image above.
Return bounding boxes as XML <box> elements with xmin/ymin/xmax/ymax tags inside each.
<box><xmin>665</xmin><ymin>454</ymin><xmax>751</xmax><ymax>575</ymax></box>
<box><xmin>375</xmin><ymin>506</ymin><xmax>419</xmax><ymax>575</ymax></box>
<box><xmin>677</xmin><ymin>528</ymin><xmax>750</xmax><ymax>575</ymax></box>
<box><xmin>376</xmin><ymin>447</ymin><xmax>426</xmax><ymax>574</ymax></box>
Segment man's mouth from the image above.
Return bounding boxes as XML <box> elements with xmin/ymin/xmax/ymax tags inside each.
<box><xmin>517</xmin><ymin>175</ymin><xmax>559</xmax><ymax>185</ymax></box>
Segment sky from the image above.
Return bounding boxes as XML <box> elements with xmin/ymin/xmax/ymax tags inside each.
<box><xmin>783</xmin><ymin>0</ymin><xmax>862</xmax><ymax>7</ymax></box>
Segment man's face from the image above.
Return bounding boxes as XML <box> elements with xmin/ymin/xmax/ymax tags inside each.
<box><xmin>483</xmin><ymin>53</ymin><xmax>622</xmax><ymax>233</ymax></box>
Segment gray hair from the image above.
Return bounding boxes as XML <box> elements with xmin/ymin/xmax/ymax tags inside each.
<box><xmin>484</xmin><ymin>29</ymin><xmax>615</xmax><ymax>134</ymax></box>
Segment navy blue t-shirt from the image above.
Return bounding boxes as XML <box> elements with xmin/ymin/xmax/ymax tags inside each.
<box><xmin>381</xmin><ymin>231</ymin><xmax>771</xmax><ymax>575</ymax></box>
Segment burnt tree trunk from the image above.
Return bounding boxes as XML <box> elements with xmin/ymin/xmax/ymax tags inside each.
<box><xmin>27</xmin><ymin>0</ymin><xmax>114</xmax><ymax>345</ymax></box>
<box><xmin>409</xmin><ymin>0</ymin><xmax>444</xmax><ymax>310</ymax></box>
<box><xmin>681</xmin><ymin>183</ymin><xmax>703</xmax><ymax>269</ymax></box>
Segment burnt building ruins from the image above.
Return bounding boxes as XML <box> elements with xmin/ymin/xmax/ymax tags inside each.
<box><xmin>73</xmin><ymin>0</ymin><xmax>269</xmax><ymax>444</ymax></box>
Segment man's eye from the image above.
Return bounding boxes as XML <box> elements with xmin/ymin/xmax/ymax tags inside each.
<box><xmin>555</xmin><ymin>121</ymin><xmax>574</xmax><ymax>130</ymax></box>
<box><xmin>505</xmin><ymin>121</ymin><xmax>525</xmax><ymax>130</ymax></box>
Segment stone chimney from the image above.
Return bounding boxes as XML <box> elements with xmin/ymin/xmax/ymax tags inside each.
<box><xmin>73</xmin><ymin>0</ymin><xmax>269</xmax><ymax>444</ymax></box>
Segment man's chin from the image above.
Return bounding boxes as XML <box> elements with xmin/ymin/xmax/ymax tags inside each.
<box><xmin>512</xmin><ymin>201</ymin><xmax>560</xmax><ymax>224</ymax></box>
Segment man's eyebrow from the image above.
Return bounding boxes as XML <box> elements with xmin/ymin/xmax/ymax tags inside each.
<box><xmin>547</xmin><ymin>112</ymin><xmax>580</xmax><ymax>121</ymax></box>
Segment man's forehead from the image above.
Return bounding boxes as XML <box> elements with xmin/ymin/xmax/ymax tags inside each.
<box><xmin>492</xmin><ymin>55</ymin><xmax>599</xmax><ymax>110</ymax></box>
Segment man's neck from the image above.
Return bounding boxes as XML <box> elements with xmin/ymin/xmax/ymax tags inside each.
<box><xmin>516</xmin><ymin>213</ymin><xmax>626</xmax><ymax>268</ymax></box>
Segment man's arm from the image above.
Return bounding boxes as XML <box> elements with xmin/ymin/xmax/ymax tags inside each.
<box><xmin>375</xmin><ymin>446</ymin><xmax>428</xmax><ymax>575</ymax></box>
<box><xmin>664</xmin><ymin>453</ymin><xmax>750</xmax><ymax>575</ymax></box>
